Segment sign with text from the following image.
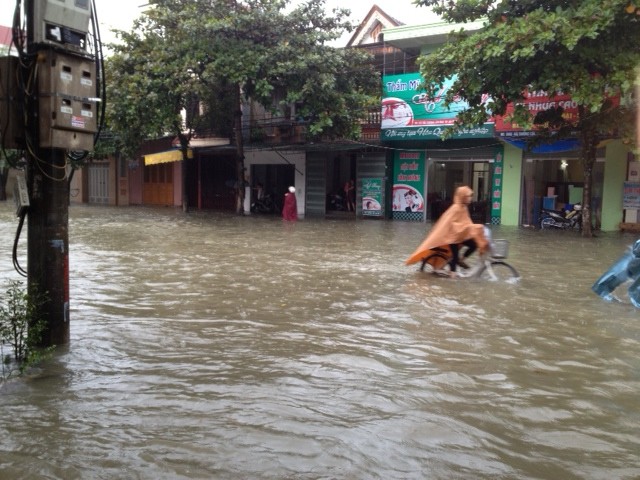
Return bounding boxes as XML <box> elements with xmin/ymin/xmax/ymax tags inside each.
<box><xmin>623</xmin><ymin>182</ymin><xmax>640</xmax><ymax>209</ymax></box>
<box><xmin>392</xmin><ymin>151</ymin><xmax>425</xmax><ymax>221</ymax></box>
<box><xmin>362</xmin><ymin>178</ymin><xmax>383</xmax><ymax>217</ymax></box>
<box><xmin>381</xmin><ymin>73</ymin><xmax>494</xmax><ymax>140</ymax></box>
<box><xmin>495</xmin><ymin>89</ymin><xmax>579</xmax><ymax>137</ymax></box>
<box><xmin>490</xmin><ymin>148</ymin><xmax>504</xmax><ymax>224</ymax></box>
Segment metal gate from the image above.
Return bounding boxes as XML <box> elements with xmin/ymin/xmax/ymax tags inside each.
<box><xmin>88</xmin><ymin>163</ymin><xmax>109</xmax><ymax>204</ymax></box>
<box><xmin>305</xmin><ymin>154</ymin><xmax>327</xmax><ymax>216</ymax></box>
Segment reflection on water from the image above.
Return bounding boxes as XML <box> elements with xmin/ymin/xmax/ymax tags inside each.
<box><xmin>1</xmin><ymin>204</ymin><xmax>639</xmax><ymax>479</ymax></box>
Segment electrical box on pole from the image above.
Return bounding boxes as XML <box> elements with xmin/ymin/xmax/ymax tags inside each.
<box><xmin>32</xmin><ymin>0</ymin><xmax>93</xmax><ymax>57</ymax></box>
<box><xmin>14</xmin><ymin>173</ymin><xmax>30</xmax><ymax>217</ymax></box>
<box><xmin>37</xmin><ymin>50</ymin><xmax>97</xmax><ymax>151</ymax></box>
<box><xmin>30</xmin><ymin>0</ymin><xmax>98</xmax><ymax>152</ymax></box>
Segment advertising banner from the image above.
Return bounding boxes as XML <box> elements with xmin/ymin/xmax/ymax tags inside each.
<box><xmin>495</xmin><ymin>89</ymin><xmax>618</xmax><ymax>139</ymax></box>
<box><xmin>494</xmin><ymin>89</ymin><xmax>579</xmax><ymax>138</ymax></box>
<box><xmin>392</xmin><ymin>151</ymin><xmax>425</xmax><ymax>221</ymax></box>
<box><xmin>381</xmin><ymin>73</ymin><xmax>494</xmax><ymax>140</ymax></box>
<box><xmin>623</xmin><ymin>182</ymin><xmax>640</xmax><ymax>209</ymax></box>
<box><xmin>362</xmin><ymin>178</ymin><xmax>384</xmax><ymax>217</ymax></box>
<box><xmin>490</xmin><ymin>148</ymin><xmax>504</xmax><ymax>224</ymax></box>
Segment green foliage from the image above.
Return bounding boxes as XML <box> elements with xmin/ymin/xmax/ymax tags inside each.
<box><xmin>0</xmin><ymin>280</ymin><xmax>51</xmax><ymax>380</ymax></box>
<box><xmin>413</xmin><ymin>0</ymin><xmax>638</xmax><ymax>134</ymax></box>
<box><xmin>105</xmin><ymin>0</ymin><xmax>379</xmax><ymax>157</ymax></box>
<box><xmin>413</xmin><ymin>0</ymin><xmax>640</xmax><ymax>235</ymax></box>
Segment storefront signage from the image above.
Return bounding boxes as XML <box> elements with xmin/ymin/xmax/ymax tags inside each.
<box><xmin>392</xmin><ymin>151</ymin><xmax>425</xmax><ymax>221</ymax></box>
<box><xmin>381</xmin><ymin>73</ymin><xmax>494</xmax><ymax>140</ymax></box>
<box><xmin>495</xmin><ymin>89</ymin><xmax>580</xmax><ymax>137</ymax></box>
<box><xmin>362</xmin><ymin>178</ymin><xmax>383</xmax><ymax>217</ymax></box>
<box><xmin>623</xmin><ymin>182</ymin><xmax>640</xmax><ymax>209</ymax></box>
<box><xmin>490</xmin><ymin>149</ymin><xmax>504</xmax><ymax>224</ymax></box>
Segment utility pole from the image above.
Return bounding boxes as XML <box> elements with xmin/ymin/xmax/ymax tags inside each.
<box><xmin>23</xmin><ymin>0</ymin><xmax>98</xmax><ymax>346</ymax></box>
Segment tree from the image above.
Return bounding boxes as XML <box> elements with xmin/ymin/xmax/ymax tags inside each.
<box><xmin>0</xmin><ymin>280</ymin><xmax>50</xmax><ymax>379</ymax></box>
<box><xmin>106</xmin><ymin>0</ymin><xmax>378</xmax><ymax>214</ymax></box>
<box><xmin>414</xmin><ymin>0</ymin><xmax>640</xmax><ymax>236</ymax></box>
<box><xmin>106</xmin><ymin>13</ymin><xmax>205</xmax><ymax>212</ymax></box>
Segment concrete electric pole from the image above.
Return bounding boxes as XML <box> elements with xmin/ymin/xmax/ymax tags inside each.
<box><xmin>22</xmin><ymin>0</ymin><xmax>99</xmax><ymax>346</ymax></box>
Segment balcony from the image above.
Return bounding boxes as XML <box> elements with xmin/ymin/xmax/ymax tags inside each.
<box><xmin>245</xmin><ymin>119</ymin><xmax>307</xmax><ymax>146</ymax></box>
<box><xmin>360</xmin><ymin>108</ymin><xmax>381</xmax><ymax>142</ymax></box>
<box><xmin>244</xmin><ymin>107</ymin><xmax>382</xmax><ymax>147</ymax></box>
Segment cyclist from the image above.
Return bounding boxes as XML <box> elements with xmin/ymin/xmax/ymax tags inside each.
<box><xmin>405</xmin><ymin>185</ymin><xmax>489</xmax><ymax>277</ymax></box>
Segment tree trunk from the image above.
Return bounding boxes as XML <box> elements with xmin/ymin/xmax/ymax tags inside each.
<box><xmin>233</xmin><ymin>83</ymin><xmax>246</xmax><ymax>215</ymax></box>
<box><xmin>579</xmin><ymin>109</ymin><xmax>597</xmax><ymax>238</ymax></box>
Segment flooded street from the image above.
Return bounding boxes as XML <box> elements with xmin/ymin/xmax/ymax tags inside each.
<box><xmin>1</xmin><ymin>203</ymin><xmax>639</xmax><ymax>479</ymax></box>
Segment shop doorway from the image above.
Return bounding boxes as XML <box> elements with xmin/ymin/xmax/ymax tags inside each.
<box><xmin>326</xmin><ymin>154</ymin><xmax>356</xmax><ymax>212</ymax></box>
<box><xmin>521</xmin><ymin>156</ymin><xmax>603</xmax><ymax>228</ymax></box>
<box><xmin>250</xmin><ymin>164</ymin><xmax>295</xmax><ymax>214</ymax></box>
<box><xmin>426</xmin><ymin>159</ymin><xmax>492</xmax><ymax>223</ymax></box>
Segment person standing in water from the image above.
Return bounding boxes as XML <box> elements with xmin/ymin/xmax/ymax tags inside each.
<box><xmin>282</xmin><ymin>186</ymin><xmax>298</xmax><ymax>221</ymax></box>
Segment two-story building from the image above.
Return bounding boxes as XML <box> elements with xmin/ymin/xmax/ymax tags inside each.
<box><xmin>380</xmin><ymin>19</ymin><xmax>635</xmax><ymax>231</ymax></box>
<box><xmin>67</xmin><ymin>6</ymin><xmax>636</xmax><ymax>232</ymax></box>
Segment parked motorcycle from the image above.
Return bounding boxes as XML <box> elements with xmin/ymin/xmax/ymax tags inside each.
<box><xmin>540</xmin><ymin>203</ymin><xmax>582</xmax><ymax>230</ymax></box>
<box><xmin>251</xmin><ymin>193</ymin><xmax>279</xmax><ymax>214</ymax></box>
<box><xmin>327</xmin><ymin>192</ymin><xmax>346</xmax><ymax>211</ymax></box>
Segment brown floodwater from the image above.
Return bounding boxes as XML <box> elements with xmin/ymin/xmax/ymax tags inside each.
<box><xmin>1</xmin><ymin>203</ymin><xmax>639</xmax><ymax>479</ymax></box>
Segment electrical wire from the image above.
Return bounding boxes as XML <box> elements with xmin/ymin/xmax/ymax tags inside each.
<box><xmin>12</xmin><ymin>209</ymin><xmax>27</xmax><ymax>277</ymax></box>
<box><xmin>66</xmin><ymin>0</ymin><xmax>107</xmax><ymax>181</ymax></box>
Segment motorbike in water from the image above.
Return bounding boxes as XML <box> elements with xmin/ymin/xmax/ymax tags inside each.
<box><xmin>540</xmin><ymin>203</ymin><xmax>582</xmax><ymax>230</ymax></box>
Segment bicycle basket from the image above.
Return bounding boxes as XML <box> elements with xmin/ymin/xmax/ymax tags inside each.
<box><xmin>491</xmin><ymin>239</ymin><xmax>509</xmax><ymax>259</ymax></box>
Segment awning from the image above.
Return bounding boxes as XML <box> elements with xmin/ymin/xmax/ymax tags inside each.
<box><xmin>188</xmin><ymin>138</ymin><xmax>230</xmax><ymax>148</ymax></box>
<box><xmin>144</xmin><ymin>148</ymin><xmax>193</xmax><ymax>166</ymax></box>
<box><xmin>170</xmin><ymin>136</ymin><xmax>231</xmax><ymax>149</ymax></box>
<box><xmin>501</xmin><ymin>137</ymin><xmax>613</xmax><ymax>154</ymax></box>
<box><xmin>501</xmin><ymin>138</ymin><xmax>580</xmax><ymax>153</ymax></box>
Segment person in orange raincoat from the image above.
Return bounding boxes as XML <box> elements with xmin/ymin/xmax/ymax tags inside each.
<box><xmin>405</xmin><ymin>185</ymin><xmax>489</xmax><ymax>276</ymax></box>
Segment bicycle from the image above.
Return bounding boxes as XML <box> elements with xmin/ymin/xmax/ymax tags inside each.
<box><xmin>419</xmin><ymin>232</ymin><xmax>520</xmax><ymax>282</ymax></box>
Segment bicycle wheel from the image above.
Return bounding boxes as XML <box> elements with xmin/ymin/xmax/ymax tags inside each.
<box><xmin>480</xmin><ymin>260</ymin><xmax>520</xmax><ymax>282</ymax></box>
<box><xmin>420</xmin><ymin>252</ymin><xmax>450</xmax><ymax>273</ymax></box>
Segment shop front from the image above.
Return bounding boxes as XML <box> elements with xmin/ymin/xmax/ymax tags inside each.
<box><xmin>305</xmin><ymin>148</ymin><xmax>387</xmax><ymax>218</ymax></box>
<box><xmin>244</xmin><ymin>149</ymin><xmax>305</xmax><ymax>216</ymax></box>
<box><xmin>382</xmin><ymin>72</ymin><xmax>501</xmax><ymax>224</ymax></box>
<box><xmin>494</xmin><ymin>89</ymin><xmax>624</xmax><ymax>230</ymax></box>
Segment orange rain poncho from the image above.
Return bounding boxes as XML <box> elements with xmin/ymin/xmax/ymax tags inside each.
<box><xmin>405</xmin><ymin>185</ymin><xmax>489</xmax><ymax>266</ymax></box>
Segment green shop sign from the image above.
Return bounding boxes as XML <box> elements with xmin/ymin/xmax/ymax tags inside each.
<box><xmin>381</xmin><ymin>73</ymin><xmax>494</xmax><ymax>140</ymax></box>
<box><xmin>361</xmin><ymin>178</ymin><xmax>383</xmax><ymax>217</ymax></box>
<box><xmin>490</xmin><ymin>148</ymin><xmax>504</xmax><ymax>225</ymax></box>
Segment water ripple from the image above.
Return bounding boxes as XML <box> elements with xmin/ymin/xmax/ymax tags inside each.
<box><xmin>0</xmin><ymin>204</ymin><xmax>639</xmax><ymax>479</ymax></box>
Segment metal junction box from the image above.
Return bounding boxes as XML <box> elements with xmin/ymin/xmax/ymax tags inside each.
<box><xmin>0</xmin><ymin>56</ymin><xmax>25</xmax><ymax>149</ymax></box>
<box><xmin>33</xmin><ymin>0</ymin><xmax>92</xmax><ymax>55</ymax></box>
<box><xmin>38</xmin><ymin>50</ymin><xmax>97</xmax><ymax>151</ymax></box>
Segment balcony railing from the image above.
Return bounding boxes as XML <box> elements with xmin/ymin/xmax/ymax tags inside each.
<box><xmin>245</xmin><ymin>121</ymin><xmax>307</xmax><ymax>145</ymax></box>
<box><xmin>243</xmin><ymin>107</ymin><xmax>382</xmax><ymax>146</ymax></box>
